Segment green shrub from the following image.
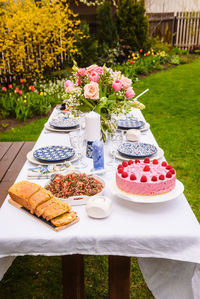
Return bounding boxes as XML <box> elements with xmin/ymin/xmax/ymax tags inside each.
<box><xmin>96</xmin><ymin>1</ymin><xmax>119</xmax><ymax>64</ymax></box>
<box><xmin>172</xmin><ymin>47</ymin><xmax>188</xmax><ymax>55</ymax></box>
<box><xmin>116</xmin><ymin>0</ymin><xmax>149</xmax><ymax>52</ymax></box>
<box><xmin>150</xmin><ymin>37</ymin><xmax>172</xmax><ymax>53</ymax></box>
<box><xmin>75</xmin><ymin>21</ymin><xmax>98</xmax><ymax>67</ymax></box>
<box><xmin>97</xmin><ymin>1</ymin><xmax>119</xmax><ymax>49</ymax></box>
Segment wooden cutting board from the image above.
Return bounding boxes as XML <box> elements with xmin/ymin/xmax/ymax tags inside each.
<box><xmin>8</xmin><ymin>198</ymin><xmax>79</xmax><ymax>232</ymax></box>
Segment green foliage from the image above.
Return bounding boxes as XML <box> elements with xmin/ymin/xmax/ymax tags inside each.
<box><xmin>97</xmin><ymin>1</ymin><xmax>119</xmax><ymax>49</ymax></box>
<box><xmin>134</xmin><ymin>55</ymin><xmax>163</xmax><ymax>74</ymax></box>
<box><xmin>170</xmin><ymin>54</ymin><xmax>187</xmax><ymax>65</ymax></box>
<box><xmin>194</xmin><ymin>49</ymin><xmax>200</xmax><ymax>54</ymax></box>
<box><xmin>150</xmin><ymin>37</ymin><xmax>172</xmax><ymax>53</ymax></box>
<box><xmin>96</xmin><ymin>1</ymin><xmax>119</xmax><ymax>65</ymax></box>
<box><xmin>75</xmin><ymin>21</ymin><xmax>98</xmax><ymax>67</ymax></box>
<box><xmin>96</xmin><ymin>43</ymin><xmax>121</xmax><ymax>66</ymax></box>
<box><xmin>116</xmin><ymin>0</ymin><xmax>149</xmax><ymax>52</ymax></box>
<box><xmin>0</xmin><ymin>90</ymin><xmax>52</xmax><ymax>121</ymax></box>
<box><xmin>173</xmin><ymin>47</ymin><xmax>188</xmax><ymax>55</ymax></box>
<box><xmin>0</xmin><ymin>80</ymin><xmax>64</xmax><ymax>120</ymax></box>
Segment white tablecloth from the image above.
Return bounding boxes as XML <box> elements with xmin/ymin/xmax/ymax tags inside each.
<box><xmin>0</xmin><ymin>108</ymin><xmax>200</xmax><ymax>298</ymax></box>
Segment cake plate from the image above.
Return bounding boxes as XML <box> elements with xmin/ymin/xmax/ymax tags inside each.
<box><xmin>110</xmin><ymin>179</ymin><xmax>184</xmax><ymax>203</ymax></box>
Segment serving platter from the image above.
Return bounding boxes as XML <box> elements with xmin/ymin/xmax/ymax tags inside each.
<box><xmin>118</xmin><ymin>142</ymin><xmax>157</xmax><ymax>158</ymax></box>
<box><xmin>27</xmin><ymin>150</ymin><xmax>79</xmax><ymax>165</ymax></box>
<box><xmin>8</xmin><ymin>198</ymin><xmax>79</xmax><ymax>232</ymax></box>
<box><xmin>118</xmin><ymin>118</ymin><xmax>145</xmax><ymax>130</ymax></box>
<box><xmin>113</xmin><ymin>147</ymin><xmax>164</xmax><ymax>162</ymax></box>
<box><xmin>33</xmin><ymin>146</ymin><xmax>75</xmax><ymax>163</ymax></box>
<box><xmin>45</xmin><ymin>171</ymin><xmax>106</xmax><ymax>206</ymax></box>
<box><xmin>110</xmin><ymin>179</ymin><xmax>184</xmax><ymax>203</ymax></box>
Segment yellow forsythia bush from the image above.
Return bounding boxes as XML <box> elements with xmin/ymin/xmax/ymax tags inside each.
<box><xmin>0</xmin><ymin>0</ymin><xmax>82</xmax><ymax>82</ymax></box>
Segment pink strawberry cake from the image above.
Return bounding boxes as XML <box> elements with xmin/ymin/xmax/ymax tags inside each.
<box><xmin>116</xmin><ymin>158</ymin><xmax>176</xmax><ymax>195</ymax></box>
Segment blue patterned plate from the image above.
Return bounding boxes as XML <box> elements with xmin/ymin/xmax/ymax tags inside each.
<box><xmin>33</xmin><ymin>146</ymin><xmax>75</xmax><ymax>162</ymax></box>
<box><xmin>118</xmin><ymin>118</ymin><xmax>145</xmax><ymax>130</ymax></box>
<box><xmin>49</xmin><ymin>118</ymin><xmax>79</xmax><ymax>129</ymax></box>
<box><xmin>118</xmin><ymin>142</ymin><xmax>157</xmax><ymax>158</ymax></box>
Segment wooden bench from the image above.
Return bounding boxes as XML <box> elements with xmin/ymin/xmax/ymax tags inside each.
<box><xmin>0</xmin><ymin>141</ymin><xmax>131</xmax><ymax>299</ymax></box>
<box><xmin>0</xmin><ymin>142</ymin><xmax>35</xmax><ymax>207</ymax></box>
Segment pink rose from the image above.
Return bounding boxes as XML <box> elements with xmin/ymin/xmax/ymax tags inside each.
<box><xmin>121</xmin><ymin>76</ymin><xmax>132</xmax><ymax>90</ymax></box>
<box><xmin>125</xmin><ymin>87</ymin><xmax>135</xmax><ymax>99</ymax></box>
<box><xmin>2</xmin><ymin>86</ymin><xmax>7</xmax><ymax>91</ymax></box>
<box><xmin>18</xmin><ymin>90</ymin><xmax>22</xmax><ymax>95</ymax></box>
<box><xmin>64</xmin><ymin>80</ymin><xmax>73</xmax><ymax>89</ymax></box>
<box><xmin>112</xmin><ymin>79</ymin><xmax>122</xmax><ymax>91</ymax></box>
<box><xmin>87</xmin><ymin>64</ymin><xmax>99</xmax><ymax>73</ymax></box>
<box><xmin>65</xmin><ymin>84</ymin><xmax>75</xmax><ymax>92</ymax></box>
<box><xmin>94</xmin><ymin>67</ymin><xmax>104</xmax><ymax>75</ymax></box>
<box><xmin>77</xmin><ymin>68</ymin><xmax>87</xmax><ymax>77</ymax></box>
<box><xmin>89</xmin><ymin>71</ymin><xmax>99</xmax><ymax>83</ymax></box>
<box><xmin>113</xmin><ymin>71</ymin><xmax>121</xmax><ymax>79</ymax></box>
<box><xmin>64</xmin><ymin>80</ymin><xmax>75</xmax><ymax>92</ymax></box>
<box><xmin>84</xmin><ymin>82</ymin><xmax>99</xmax><ymax>100</ymax></box>
<box><xmin>76</xmin><ymin>77</ymin><xmax>82</xmax><ymax>86</ymax></box>
<box><xmin>8</xmin><ymin>84</ymin><xmax>13</xmax><ymax>89</ymax></box>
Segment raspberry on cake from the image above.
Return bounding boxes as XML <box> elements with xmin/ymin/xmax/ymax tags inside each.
<box><xmin>116</xmin><ymin>158</ymin><xmax>176</xmax><ymax>195</ymax></box>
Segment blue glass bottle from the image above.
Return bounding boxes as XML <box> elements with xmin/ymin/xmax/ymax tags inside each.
<box><xmin>92</xmin><ymin>140</ymin><xmax>104</xmax><ymax>170</ymax></box>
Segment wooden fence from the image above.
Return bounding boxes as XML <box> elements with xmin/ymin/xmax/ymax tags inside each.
<box><xmin>147</xmin><ymin>11</ymin><xmax>200</xmax><ymax>50</ymax></box>
<box><xmin>175</xmin><ymin>11</ymin><xmax>200</xmax><ymax>50</ymax></box>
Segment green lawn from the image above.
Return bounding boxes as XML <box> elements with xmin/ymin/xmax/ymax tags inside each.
<box><xmin>0</xmin><ymin>59</ymin><xmax>200</xmax><ymax>298</ymax></box>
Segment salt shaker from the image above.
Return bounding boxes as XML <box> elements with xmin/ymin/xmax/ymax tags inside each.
<box><xmin>92</xmin><ymin>140</ymin><xmax>104</xmax><ymax>170</ymax></box>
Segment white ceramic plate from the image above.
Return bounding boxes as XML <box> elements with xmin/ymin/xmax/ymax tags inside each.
<box><xmin>27</xmin><ymin>150</ymin><xmax>79</xmax><ymax>165</ymax></box>
<box><xmin>45</xmin><ymin>171</ymin><xmax>106</xmax><ymax>206</ymax></box>
<box><xmin>44</xmin><ymin>122</ymin><xmax>80</xmax><ymax>133</ymax></box>
<box><xmin>110</xmin><ymin>179</ymin><xmax>184</xmax><ymax>203</ymax></box>
<box><xmin>113</xmin><ymin>147</ymin><xmax>164</xmax><ymax>162</ymax></box>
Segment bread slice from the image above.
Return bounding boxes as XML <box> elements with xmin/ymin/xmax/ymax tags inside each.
<box><xmin>43</xmin><ymin>198</ymin><xmax>71</xmax><ymax>221</ymax></box>
<box><xmin>8</xmin><ymin>181</ymin><xmax>41</xmax><ymax>211</ymax></box>
<box><xmin>35</xmin><ymin>197</ymin><xmax>71</xmax><ymax>220</ymax></box>
<box><xmin>28</xmin><ymin>189</ymin><xmax>53</xmax><ymax>214</ymax></box>
<box><xmin>51</xmin><ymin>211</ymin><xmax>77</xmax><ymax>227</ymax></box>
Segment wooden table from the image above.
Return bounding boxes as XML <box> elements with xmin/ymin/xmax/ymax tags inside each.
<box><xmin>0</xmin><ymin>142</ymin><xmax>131</xmax><ymax>299</ymax></box>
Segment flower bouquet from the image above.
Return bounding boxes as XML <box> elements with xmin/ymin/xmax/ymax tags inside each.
<box><xmin>63</xmin><ymin>61</ymin><xmax>145</xmax><ymax>141</ymax></box>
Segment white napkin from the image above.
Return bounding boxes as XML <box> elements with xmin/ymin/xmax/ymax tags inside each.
<box><xmin>27</xmin><ymin>162</ymin><xmax>73</xmax><ymax>179</ymax></box>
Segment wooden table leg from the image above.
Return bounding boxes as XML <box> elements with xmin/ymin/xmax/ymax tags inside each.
<box><xmin>62</xmin><ymin>254</ymin><xmax>84</xmax><ymax>299</ymax></box>
<box><xmin>109</xmin><ymin>255</ymin><xmax>131</xmax><ymax>299</ymax></box>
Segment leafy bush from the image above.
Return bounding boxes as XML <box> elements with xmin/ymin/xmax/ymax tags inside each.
<box><xmin>97</xmin><ymin>1</ymin><xmax>119</xmax><ymax>49</ymax></box>
<box><xmin>75</xmin><ymin>22</ymin><xmax>98</xmax><ymax>67</ymax></box>
<box><xmin>173</xmin><ymin>47</ymin><xmax>188</xmax><ymax>55</ymax></box>
<box><xmin>116</xmin><ymin>0</ymin><xmax>149</xmax><ymax>52</ymax></box>
<box><xmin>96</xmin><ymin>1</ymin><xmax>119</xmax><ymax>64</ymax></box>
<box><xmin>0</xmin><ymin>0</ymin><xmax>82</xmax><ymax>83</ymax></box>
<box><xmin>150</xmin><ymin>37</ymin><xmax>172</xmax><ymax>54</ymax></box>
